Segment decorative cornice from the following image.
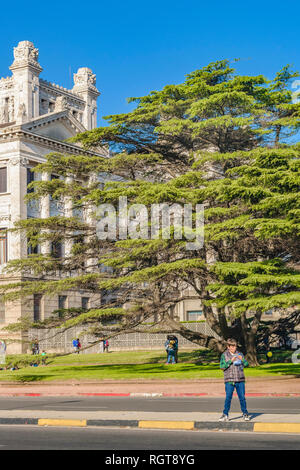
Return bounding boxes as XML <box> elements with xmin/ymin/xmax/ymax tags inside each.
<box><xmin>0</xmin><ymin>77</ymin><xmax>14</xmax><ymax>90</ymax></box>
<box><xmin>40</xmin><ymin>79</ymin><xmax>84</xmax><ymax>102</ymax></box>
<box><xmin>0</xmin><ymin>127</ymin><xmax>107</xmax><ymax>157</ymax></box>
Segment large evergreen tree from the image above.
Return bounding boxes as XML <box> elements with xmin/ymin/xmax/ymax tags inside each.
<box><xmin>2</xmin><ymin>60</ymin><xmax>300</xmax><ymax>365</ymax></box>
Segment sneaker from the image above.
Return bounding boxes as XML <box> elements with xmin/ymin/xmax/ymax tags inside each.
<box><xmin>219</xmin><ymin>414</ymin><xmax>229</xmax><ymax>422</ymax></box>
<box><xmin>243</xmin><ymin>413</ymin><xmax>250</xmax><ymax>421</ymax></box>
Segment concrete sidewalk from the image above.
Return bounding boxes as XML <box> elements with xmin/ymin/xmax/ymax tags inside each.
<box><xmin>0</xmin><ymin>410</ymin><xmax>299</xmax><ymax>433</ymax></box>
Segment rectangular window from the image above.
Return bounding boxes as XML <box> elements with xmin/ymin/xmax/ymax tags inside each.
<box><xmin>27</xmin><ymin>168</ymin><xmax>34</xmax><ymax>193</ymax></box>
<box><xmin>81</xmin><ymin>297</ymin><xmax>89</xmax><ymax>310</ymax></box>
<box><xmin>0</xmin><ymin>229</ymin><xmax>7</xmax><ymax>265</ymax></box>
<box><xmin>0</xmin><ymin>168</ymin><xmax>7</xmax><ymax>193</ymax></box>
<box><xmin>265</xmin><ymin>309</ymin><xmax>273</xmax><ymax>316</ymax></box>
<box><xmin>187</xmin><ymin>310</ymin><xmax>203</xmax><ymax>321</ymax></box>
<box><xmin>58</xmin><ymin>295</ymin><xmax>67</xmax><ymax>310</ymax></box>
<box><xmin>27</xmin><ymin>234</ymin><xmax>40</xmax><ymax>255</ymax></box>
<box><xmin>27</xmin><ymin>242</ymin><xmax>39</xmax><ymax>255</ymax></box>
<box><xmin>51</xmin><ymin>241</ymin><xmax>63</xmax><ymax>259</ymax></box>
<box><xmin>33</xmin><ymin>294</ymin><xmax>42</xmax><ymax>322</ymax></box>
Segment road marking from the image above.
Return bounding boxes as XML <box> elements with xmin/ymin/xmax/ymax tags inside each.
<box><xmin>254</xmin><ymin>423</ymin><xmax>300</xmax><ymax>434</ymax></box>
<box><xmin>38</xmin><ymin>419</ymin><xmax>87</xmax><ymax>427</ymax></box>
<box><xmin>138</xmin><ymin>420</ymin><xmax>194</xmax><ymax>430</ymax></box>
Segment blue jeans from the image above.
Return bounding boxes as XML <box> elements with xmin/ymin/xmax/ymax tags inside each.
<box><xmin>167</xmin><ymin>351</ymin><xmax>176</xmax><ymax>364</ymax></box>
<box><xmin>223</xmin><ymin>381</ymin><xmax>248</xmax><ymax>415</ymax></box>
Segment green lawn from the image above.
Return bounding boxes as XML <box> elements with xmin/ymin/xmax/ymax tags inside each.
<box><xmin>0</xmin><ymin>349</ymin><xmax>298</xmax><ymax>383</ymax></box>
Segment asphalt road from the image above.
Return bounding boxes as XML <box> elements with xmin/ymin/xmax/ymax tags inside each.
<box><xmin>0</xmin><ymin>425</ymin><xmax>299</xmax><ymax>450</ymax></box>
<box><xmin>0</xmin><ymin>396</ymin><xmax>298</xmax><ymax>414</ymax></box>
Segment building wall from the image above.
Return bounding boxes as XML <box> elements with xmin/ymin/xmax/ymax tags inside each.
<box><xmin>0</xmin><ymin>41</ymin><xmax>102</xmax><ymax>353</ymax></box>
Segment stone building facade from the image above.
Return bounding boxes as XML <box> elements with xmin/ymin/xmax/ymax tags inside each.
<box><xmin>0</xmin><ymin>41</ymin><xmax>207</xmax><ymax>354</ymax></box>
<box><xmin>0</xmin><ymin>41</ymin><xmax>105</xmax><ymax>353</ymax></box>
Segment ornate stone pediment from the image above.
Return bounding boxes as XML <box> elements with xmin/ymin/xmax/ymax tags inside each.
<box><xmin>21</xmin><ymin>110</ymin><xmax>86</xmax><ymax>140</ymax></box>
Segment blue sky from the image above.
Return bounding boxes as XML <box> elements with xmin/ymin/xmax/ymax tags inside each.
<box><xmin>0</xmin><ymin>0</ymin><xmax>299</xmax><ymax>126</ymax></box>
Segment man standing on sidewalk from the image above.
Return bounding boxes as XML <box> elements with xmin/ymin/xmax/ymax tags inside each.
<box><xmin>219</xmin><ymin>338</ymin><xmax>250</xmax><ymax>422</ymax></box>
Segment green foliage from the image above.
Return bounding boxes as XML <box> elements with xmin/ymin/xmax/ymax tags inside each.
<box><xmin>2</xmin><ymin>60</ymin><xmax>299</xmax><ymax>364</ymax></box>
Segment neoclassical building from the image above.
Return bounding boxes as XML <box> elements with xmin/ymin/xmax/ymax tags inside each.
<box><xmin>0</xmin><ymin>41</ymin><xmax>205</xmax><ymax>353</ymax></box>
<box><xmin>0</xmin><ymin>41</ymin><xmax>106</xmax><ymax>352</ymax></box>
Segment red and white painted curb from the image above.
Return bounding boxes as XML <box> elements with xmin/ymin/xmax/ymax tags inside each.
<box><xmin>0</xmin><ymin>392</ymin><xmax>299</xmax><ymax>397</ymax></box>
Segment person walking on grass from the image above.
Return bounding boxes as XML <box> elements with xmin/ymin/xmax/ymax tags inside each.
<box><xmin>219</xmin><ymin>338</ymin><xmax>250</xmax><ymax>422</ymax></box>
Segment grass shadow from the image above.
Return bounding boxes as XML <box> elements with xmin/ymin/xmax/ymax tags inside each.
<box><xmin>256</xmin><ymin>364</ymin><xmax>300</xmax><ymax>376</ymax></box>
<box><xmin>7</xmin><ymin>374</ymin><xmax>56</xmax><ymax>383</ymax></box>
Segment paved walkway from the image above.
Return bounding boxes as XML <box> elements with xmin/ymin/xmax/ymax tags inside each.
<box><xmin>0</xmin><ymin>376</ymin><xmax>299</xmax><ymax>396</ymax></box>
<box><xmin>0</xmin><ymin>409</ymin><xmax>299</xmax><ymax>423</ymax></box>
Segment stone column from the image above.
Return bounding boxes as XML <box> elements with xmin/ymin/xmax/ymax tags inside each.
<box><xmin>7</xmin><ymin>156</ymin><xmax>29</xmax><ymax>353</ymax></box>
<box><xmin>72</xmin><ymin>68</ymin><xmax>100</xmax><ymax>130</ymax></box>
<box><xmin>9</xmin><ymin>41</ymin><xmax>42</xmax><ymax>122</ymax></box>
<box><xmin>9</xmin><ymin>156</ymin><xmax>28</xmax><ymax>259</ymax></box>
<box><xmin>64</xmin><ymin>175</ymin><xmax>74</xmax><ymax>258</ymax></box>
<box><xmin>40</xmin><ymin>172</ymin><xmax>51</xmax><ymax>254</ymax></box>
<box><xmin>84</xmin><ymin>173</ymin><xmax>98</xmax><ymax>272</ymax></box>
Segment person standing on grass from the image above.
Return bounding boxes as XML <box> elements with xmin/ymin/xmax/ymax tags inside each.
<box><xmin>41</xmin><ymin>351</ymin><xmax>47</xmax><ymax>365</ymax></box>
<box><xmin>31</xmin><ymin>340</ymin><xmax>36</xmax><ymax>355</ymax></box>
<box><xmin>164</xmin><ymin>335</ymin><xmax>172</xmax><ymax>360</ymax></box>
<box><xmin>166</xmin><ymin>339</ymin><xmax>177</xmax><ymax>364</ymax></box>
<box><xmin>32</xmin><ymin>338</ymin><xmax>39</xmax><ymax>355</ymax></box>
<box><xmin>72</xmin><ymin>338</ymin><xmax>80</xmax><ymax>354</ymax></box>
<box><xmin>219</xmin><ymin>338</ymin><xmax>250</xmax><ymax>422</ymax></box>
<box><xmin>165</xmin><ymin>335</ymin><xmax>179</xmax><ymax>362</ymax></box>
<box><xmin>172</xmin><ymin>335</ymin><xmax>179</xmax><ymax>363</ymax></box>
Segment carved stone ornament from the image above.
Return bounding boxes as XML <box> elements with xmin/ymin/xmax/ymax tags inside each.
<box><xmin>10</xmin><ymin>41</ymin><xmax>42</xmax><ymax>71</ymax></box>
<box><xmin>0</xmin><ymin>106</ymin><xmax>8</xmax><ymax>124</ymax></box>
<box><xmin>9</xmin><ymin>156</ymin><xmax>29</xmax><ymax>167</ymax></box>
<box><xmin>0</xmin><ymin>215</ymin><xmax>10</xmax><ymax>222</ymax></box>
<box><xmin>8</xmin><ymin>98</ymin><xmax>14</xmax><ymax>121</ymax></box>
<box><xmin>73</xmin><ymin>68</ymin><xmax>99</xmax><ymax>94</ymax></box>
<box><xmin>16</xmin><ymin>102</ymin><xmax>27</xmax><ymax>123</ymax></box>
<box><xmin>54</xmin><ymin>95</ymin><xmax>69</xmax><ymax>112</ymax></box>
<box><xmin>0</xmin><ymin>77</ymin><xmax>13</xmax><ymax>90</ymax></box>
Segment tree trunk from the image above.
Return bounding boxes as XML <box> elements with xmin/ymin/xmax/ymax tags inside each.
<box><xmin>241</xmin><ymin>313</ymin><xmax>260</xmax><ymax>366</ymax></box>
<box><xmin>245</xmin><ymin>343</ymin><xmax>260</xmax><ymax>366</ymax></box>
